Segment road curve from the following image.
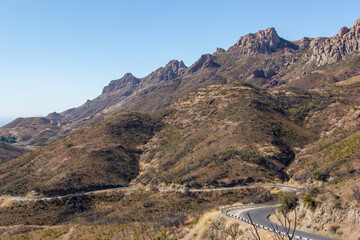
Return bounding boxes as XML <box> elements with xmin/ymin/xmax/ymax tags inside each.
<box><xmin>225</xmin><ymin>206</ymin><xmax>339</xmax><ymax>240</ymax></box>
<box><xmin>0</xmin><ymin>184</ymin><xmax>301</xmax><ymax>201</ymax></box>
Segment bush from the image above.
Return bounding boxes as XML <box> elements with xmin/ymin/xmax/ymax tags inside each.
<box><xmin>0</xmin><ymin>134</ymin><xmax>16</xmax><ymax>143</ymax></box>
<box><xmin>278</xmin><ymin>192</ymin><xmax>298</xmax><ymax>213</ymax></box>
<box><xmin>302</xmin><ymin>193</ymin><xmax>315</xmax><ymax>209</ymax></box>
<box><xmin>311</xmin><ymin>169</ymin><xmax>327</xmax><ymax>181</ymax></box>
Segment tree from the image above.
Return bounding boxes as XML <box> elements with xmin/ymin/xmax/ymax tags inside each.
<box><xmin>247</xmin><ymin>193</ymin><xmax>299</xmax><ymax>240</ymax></box>
<box><xmin>0</xmin><ymin>134</ymin><xmax>16</xmax><ymax>143</ymax></box>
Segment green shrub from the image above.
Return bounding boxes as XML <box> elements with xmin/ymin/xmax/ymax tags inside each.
<box><xmin>312</xmin><ymin>169</ymin><xmax>326</xmax><ymax>181</ymax></box>
<box><xmin>302</xmin><ymin>193</ymin><xmax>315</xmax><ymax>209</ymax></box>
<box><xmin>278</xmin><ymin>192</ymin><xmax>298</xmax><ymax>213</ymax></box>
<box><xmin>0</xmin><ymin>134</ymin><xmax>16</xmax><ymax>143</ymax></box>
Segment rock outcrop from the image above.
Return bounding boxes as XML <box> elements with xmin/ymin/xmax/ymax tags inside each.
<box><xmin>102</xmin><ymin>73</ymin><xmax>140</xmax><ymax>94</ymax></box>
<box><xmin>186</xmin><ymin>54</ymin><xmax>220</xmax><ymax>74</ymax></box>
<box><xmin>141</xmin><ymin>60</ymin><xmax>186</xmax><ymax>86</ymax></box>
<box><xmin>213</xmin><ymin>47</ymin><xmax>225</xmax><ymax>56</ymax></box>
<box><xmin>46</xmin><ymin>112</ymin><xmax>63</xmax><ymax>121</ymax></box>
<box><xmin>299</xmin><ymin>37</ymin><xmax>311</xmax><ymax>50</ymax></box>
<box><xmin>230</xmin><ymin>27</ymin><xmax>281</xmax><ymax>54</ymax></box>
<box><xmin>310</xmin><ymin>19</ymin><xmax>360</xmax><ymax>65</ymax></box>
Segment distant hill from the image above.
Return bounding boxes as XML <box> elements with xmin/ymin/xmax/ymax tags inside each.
<box><xmin>0</xmin><ymin>112</ymin><xmax>163</xmax><ymax>196</ymax></box>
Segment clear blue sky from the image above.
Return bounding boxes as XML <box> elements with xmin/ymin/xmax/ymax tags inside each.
<box><xmin>1</xmin><ymin>0</ymin><xmax>359</xmax><ymax>126</ymax></box>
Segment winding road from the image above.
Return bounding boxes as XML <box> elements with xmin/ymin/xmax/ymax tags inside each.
<box><xmin>224</xmin><ymin>205</ymin><xmax>340</xmax><ymax>240</ymax></box>
<box><xmin>0</xmin><ymin>184</ymin><xmax>300</xmax><ymax>201</ymax></box>
<box><xmin>0</xmin><ymin>184</ymin><xmax>341</xmax><ymax>239</ymax></box>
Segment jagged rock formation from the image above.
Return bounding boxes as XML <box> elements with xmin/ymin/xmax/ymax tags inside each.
<box><xmin>186</xmin><ymin>54</ymin><xmax>220</xmax><ymax>74</ymax></box>
<box><xmin>229</xmin><ymin>27</ymin><xmax>281</xmax><ymax>54</ymax></box>
<box><xmin>213</xmin><ymin>47</ymin><xmax>225</xmax><ymax>56</ymax></box>
<box><xmin>310</xmin><ymin>19</ymin><xmax>360</xmax><ymax>65</ymax></box>
<box><xmin>2</xmin><ymin>19</ymin><xmax>360</xmax><ymax>149</ymax></box>
<box><xmin>102</xmin><ymin>73</ymin><xmax>140</xmax><ymax>94</ymax></box>
<box><xmin>138</xmin><ymin>60</ymin><xmax>186</xmax><ymax>87</ymax></box>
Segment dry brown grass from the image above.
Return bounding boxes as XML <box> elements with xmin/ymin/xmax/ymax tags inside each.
<box><xmin>0</xmin><ymin>112</ymin><xmax>163</xmax><ymax>196</ymax></box>
<box><xmin>134</xmin><ymin>83</ymin><xmax>315</xmax><ymax>188</ymax></box>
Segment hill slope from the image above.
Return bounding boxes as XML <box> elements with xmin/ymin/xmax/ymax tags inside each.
<box><xmin>2</xmin><ymin>19</ymin><xmax>359</xmax><ymax>149</ymax></box>
<box><xmin>133</xmin><ymin>83</ymin><xmax>316</xmax><ymax>188</ymax></box>
<box><xmin>0</xmin><ymin>112</ymin><xmax>163</xmax><ymax>196</ymax></box>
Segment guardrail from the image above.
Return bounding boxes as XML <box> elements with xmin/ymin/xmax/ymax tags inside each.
<box><xmin>221</xmin><ymin>203</ymin><xmax>314</xmax><ymax>240</ymax></box>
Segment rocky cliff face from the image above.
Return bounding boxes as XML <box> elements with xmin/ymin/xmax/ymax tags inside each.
<box><xmin>310</xmin><ymin>19</ymin><xmax>360</xmax><ymax>65</ymax></box>
<box><xmin>186</xmin><ymin>54</ymin><xmax>220</xmax><ymax>74</ymax></box>
<box><xmin>139</xmin><ymin>60</ymin><xmax>186</xmax><ymax>87</ymax></box>
<box><xmin>213</xmin><ymin>47</ymin><xmax>225</xmax><ymax>56</ymax></box>
<box><xmin>102</xmin><ymin>73</ymin><xmax>140</xmax><ymax>94</ymax></box>
<box><xmin>229</xmin><ymin>27</ymin><xmax>281</xmax><ymax>54</ymax></box>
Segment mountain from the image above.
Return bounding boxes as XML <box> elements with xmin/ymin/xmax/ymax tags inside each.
<box><xmin>0</xmin><ymin>18</ymin><xmax>360</xmax><ymax>240</ymax></box>
<box><xmin>0</xmin><ymin>112</ymin><xmax>163</xmax><ymax>196</ymax></box>
<box><xmin>1</xmin><ymin>19</ymin><xmax>359</xmax><ymax>151</ymax></box>
<box><xmin>133</xmin><ymin>82</ymin><xmax>317</xmax><ymax>188</ymax></box>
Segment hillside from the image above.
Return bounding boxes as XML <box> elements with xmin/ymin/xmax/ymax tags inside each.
<box><xmin>133</xmin><ymin>83</ymin><xmax>316</xmax><ymax>188</ymax></box>
<box><xmin>287</xmin><ymin>77</ymin><xmax>360</xmax><ymax>183</ymax></box>
<box><xmin>0</xmin><ymin>18</ymin><xmax>359</xmax><ymax>240</ymax></box>
<box><xmin>1</xmin><ymin>19</ymin><xmax>359</xmax><ymax>150</ymax></box>
<box><xmin>0</xmin><ymin>142</ymin><xmax>27</xmax><ymax>164</ymax></box>
<box><xmin>0</xmin><ymin>112</ymin><xmax>163</xmax><ymax>196</ymax></box>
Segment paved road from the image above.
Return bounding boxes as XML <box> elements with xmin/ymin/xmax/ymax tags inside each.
<box><xmin>0</xmin><ymin>184</ymin><xmax>301</xmax><ymax>201</ymax></box>
<box><xmin>226</xmin><ymin>206</ymin><xmax>339</xmax><ymax>240</ymax></box>
<box><xmin>1</xmin><ymin>184</ymin><xmax>339</xmax><ymax>240</ymax></box>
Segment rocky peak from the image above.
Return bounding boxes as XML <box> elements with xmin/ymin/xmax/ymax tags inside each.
<box><xmin>144</xmin><ymin>60</ymin><xmax>187</xmax><ymax>85</ymax></box>
<box><xmin>186</xmin><ymin>54</ymin><xmax>220</xmax><ymax>74</ymax></box>
<box><xmin>102</xmin><ymin>73</ymin><xmax>140</xmax><ymax>94</ymax></box>
<box><xmin>299</xmin><ymin>37</ymin><xmax>311</xmax><ymax>50</ymax></box>
<box><xmin>46</xmin><ymin>112</ymin><xmax>63</xmax><ymax>121</ymax></box>
<box><xmin>213</xmin><ymin>47</ymin><xmax>225</xmax><ymax>56</ymax></box>
<box><xmin>338</xmin><ymin>27</ymin><xmax>350</xmax><ymax>37</ymax></box>
<box><xmin>230</xmin><ymin>27</ymin><xmax>281</xmax><ymax>54</ymax></box>
<box><xmin>310</xmin><ymin>18</ymin><xmax>360</xmax><ymax>65</ymax></box>
<box><xmin>164</xmin><ymin>60</ymin><xmax>187</xmax><ymax>74</ymax></box>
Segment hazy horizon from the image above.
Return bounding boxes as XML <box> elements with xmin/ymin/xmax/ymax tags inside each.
<box><xmin>0</xmin><ymin>117</ymin><xmax>16</xmax><ymax>127</ymax></box>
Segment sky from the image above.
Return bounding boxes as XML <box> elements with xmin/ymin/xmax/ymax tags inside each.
<box><xmin>0</xmin><ymin>0</ymin><xmax>359</xmax><ymax>126</ymax></box>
